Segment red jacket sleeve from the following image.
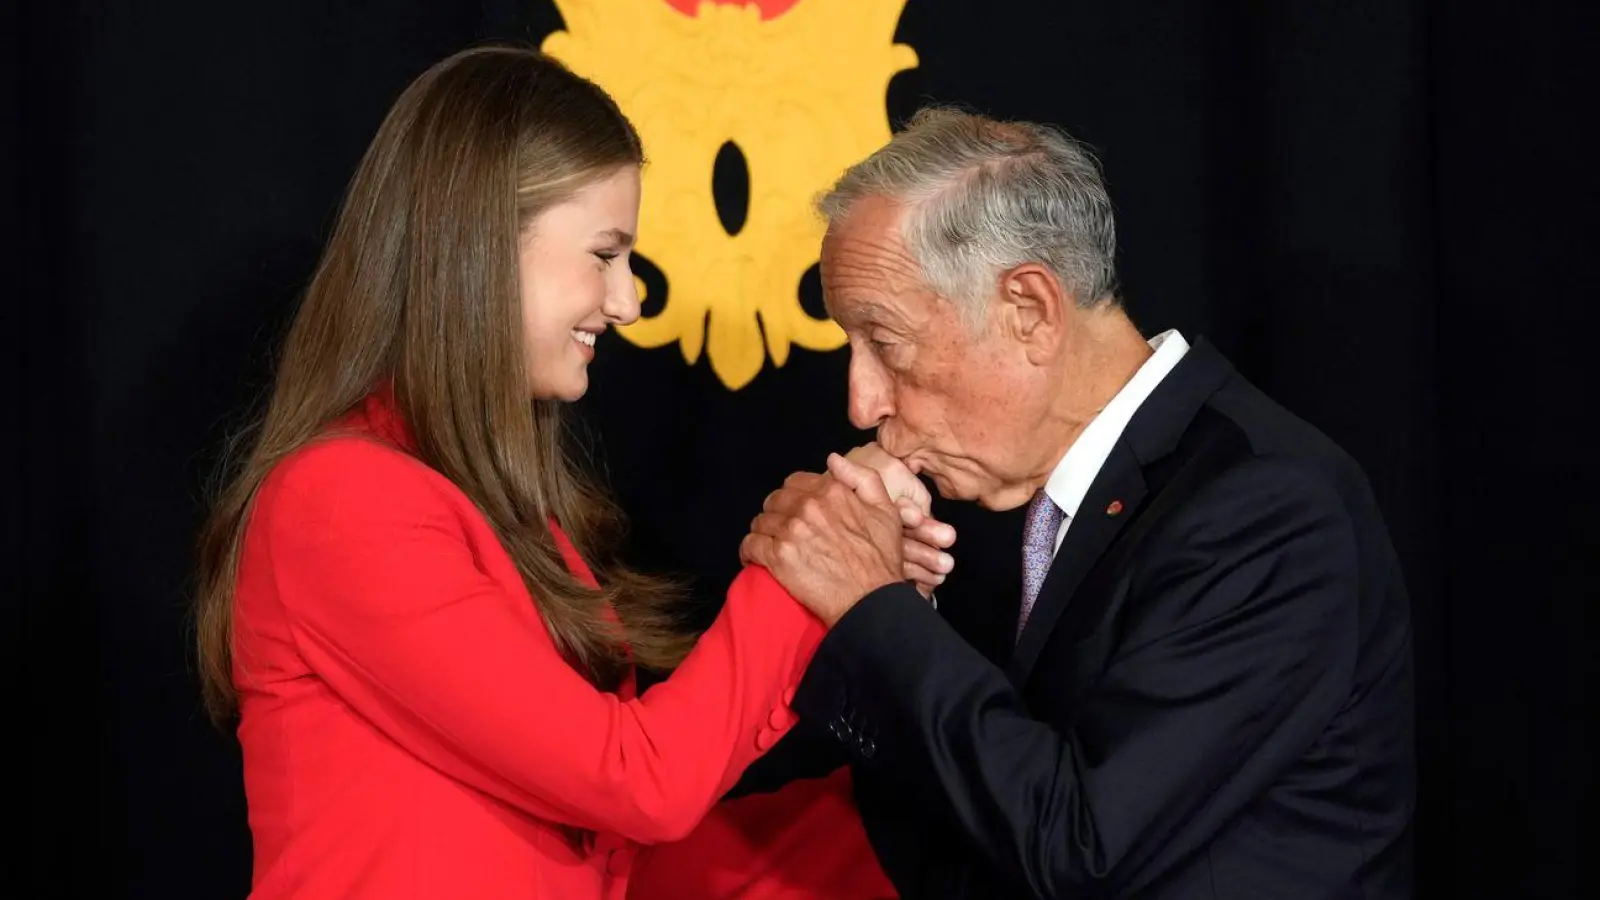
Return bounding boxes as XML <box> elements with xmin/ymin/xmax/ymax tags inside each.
<box><xmin>249</xmin><ymin>439</ymin><xmax>824</xmax><ymax>844</ymax></box>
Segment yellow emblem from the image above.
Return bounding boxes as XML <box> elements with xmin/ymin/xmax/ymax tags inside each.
<box><xmin>543</xmin><ymin>0</ymin><xmax>917</xmax><ymax>390</ymax></box>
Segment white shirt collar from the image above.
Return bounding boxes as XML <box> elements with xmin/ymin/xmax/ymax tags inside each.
<box><xmin>1043</xmin><ymin>330</ymin><xmax>1191</xmax><ymax>521</ymax></box>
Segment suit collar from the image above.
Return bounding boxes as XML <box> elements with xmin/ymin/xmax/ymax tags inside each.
<box><xmin>1119</xmin><ymin>336</ymin><xmax>1234</xmax><ymax>467</ymax></box>
<box><xmin>1044</xmin><ymin>330</ymin><xmax>1190</xmax><ymax>521</ymax></box>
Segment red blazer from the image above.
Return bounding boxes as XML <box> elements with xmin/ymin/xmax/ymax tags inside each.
<box><xmin>233</xmin><ymin>393</ymin><xmax>827</xmax><ymax>899</ymax></box>
<box><xmin>627</xmin><ymin>769</ymin><xmax>897</xmax><ymax>899</ymax></box>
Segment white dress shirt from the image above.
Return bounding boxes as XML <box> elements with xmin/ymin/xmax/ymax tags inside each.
<box><xmin>1042</xmin><ymin>330</ymin><xmax>1191</xmax><ymax>557</ymax></box>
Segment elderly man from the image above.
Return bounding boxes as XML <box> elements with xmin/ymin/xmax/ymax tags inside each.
<box><xmin>736</xmin><ymin>109</ymin><xmax>1416</xmax><ymax>899</ymax></box>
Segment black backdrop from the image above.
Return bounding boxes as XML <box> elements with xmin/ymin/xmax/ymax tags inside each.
<box><xmin>7</xmin><ymin>1</ymin><xmax>1595</xmax><ymax>897</ymax></box>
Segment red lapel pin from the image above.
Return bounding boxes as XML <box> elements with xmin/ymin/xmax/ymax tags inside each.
<box><xmin>1106</xmin><ymin>500</ymin><xmax>1125</xmax><ymax>517</ymax></box>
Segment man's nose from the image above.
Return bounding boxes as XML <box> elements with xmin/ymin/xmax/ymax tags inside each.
<box><xmin>848</xmin><ymin>355</ymin><xmax>894</xmax><ymax>430</ymax></box>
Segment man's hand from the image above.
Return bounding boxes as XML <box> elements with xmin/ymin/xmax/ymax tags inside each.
<box><xmin>844</xmin><ymin>444</ymin><xmax>957</xmax><ymax>597</ymax></box>
<box><xmin>741</xmin><ymin>454</ymin><xmax>906</xmax><ymax>627</ymax></box>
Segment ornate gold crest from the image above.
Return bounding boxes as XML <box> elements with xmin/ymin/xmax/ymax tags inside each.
<box><xmin>543</xmin><ymin>0</ymin><xmax>917</xmax><ymax>389</ymax></box>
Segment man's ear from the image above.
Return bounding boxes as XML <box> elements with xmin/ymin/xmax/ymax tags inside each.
<box><xmin>995</xmin><ymin>263</ymin><xmax>1069</xmax><ymax>363</ymax></box>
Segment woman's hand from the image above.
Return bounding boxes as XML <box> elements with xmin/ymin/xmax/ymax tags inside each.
<box><xmin>843</xmin><ymin>444</ymin><xmax>957</xmax><ymax>598</ymax></box>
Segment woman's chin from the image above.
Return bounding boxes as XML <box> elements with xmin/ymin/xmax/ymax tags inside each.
<box><xmin>530</xmin><ymin>372</ymin><xmax>589</xmax><ymax>403</ymax></box>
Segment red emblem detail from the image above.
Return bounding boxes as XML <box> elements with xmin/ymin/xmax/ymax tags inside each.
<box><xmin>660</xmin><ymin>0</ymin><xmax>802</xmax><ymax>19</ymax></box>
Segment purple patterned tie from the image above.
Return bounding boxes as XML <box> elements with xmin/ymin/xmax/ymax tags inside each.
<box><xmin>1017</xmin><ymin>490</ymin><xmax>1066</xmax><ymax>641</ymax></box>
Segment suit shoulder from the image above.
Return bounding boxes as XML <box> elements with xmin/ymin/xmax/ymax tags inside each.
<box><xmin>1174</xmin><ymin>451</ymin><xmax>1355</xmax><ymax>543</ymax></box>
<box><xmin>1203</xmin><ymin>373</ymin><xmax>1375</xmax><ymax>501</ymax></box>
<box><xmin>256</xmin><ymin>434</ymin><xmax>456</xmax><ymax>529</ymax></box>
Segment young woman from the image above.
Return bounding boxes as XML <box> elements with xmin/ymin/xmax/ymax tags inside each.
<box><xmin>194</xmin><ymin>46</ymin><xmax>902</xmax><ymax>899</ymax></box>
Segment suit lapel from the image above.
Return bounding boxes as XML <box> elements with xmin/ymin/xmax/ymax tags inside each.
<box><xmin>1001</xmin><ymin>337</ymin><xmax>1238</xmax><ymax>686</ymax></box>
<box><xmin>1006</xmin><ymin>440</ymin><xmax>1148</xmax><ymax>684</ymax></box>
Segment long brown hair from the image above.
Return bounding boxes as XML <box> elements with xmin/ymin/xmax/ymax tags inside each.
<box><xmin>195</xmin><ymin>46</ymin><xmax>691</xmax><ymax>725</ymax></box>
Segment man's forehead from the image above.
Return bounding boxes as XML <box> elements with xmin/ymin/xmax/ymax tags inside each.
<box><xmin>822</xmin><ymin>275</ymin><xmax>942</xmax><ymax>336</ymax></box>
<box><xmin>827</xmin><ymin>294</ymin><xmax>903</xmax><ymax>327</ymax></box>
<box><xmin>821</xmin><ymin>226</ymin><xmax>925</xmax><ymax>322</ymax></box>
<box><xmin>823</xmin><ymin>197</ymin><xmax>917</xmax><ymax>262</ymax></box>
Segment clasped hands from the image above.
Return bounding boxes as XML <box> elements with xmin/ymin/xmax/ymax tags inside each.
<box><xmin>739</xmin><ymin>444</ymin><xmax>956</xmax><ymax>627</ymax></box>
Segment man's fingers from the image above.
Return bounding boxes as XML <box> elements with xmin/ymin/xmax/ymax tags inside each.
<box><xmin>749</xmin><ymin>511</ymin><xmax>801</xmax><ymax>541</ymax></box>
<box><xmin>906</xmin><ymin>516</ymin><xmax>957</xmax><ymax>549</ymax></box>
<box><xmin>902</xmin><ymin>537</ymin><xmax>954</xmax><ymax>576</ymax></box>
<box><xmin>782</xmin><ymin>471</ymin><xmax>828</xmax><ymax>491</ymax></box>
<box><xmin>903</xmin><ymin>561</ymin><xmax>944</xmax><ymax>591</ymax></box>
<box><xmin>762</xmin><ymin>486</ymin><xmax>810</xmax><ymax>514</ymax></box>
<box><xmin>741</xmin><ymin>532</ymin><xmax>777</xmax><ymax>567</ymax></box>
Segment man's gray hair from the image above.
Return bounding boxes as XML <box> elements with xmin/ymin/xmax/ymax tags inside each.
<box><xmin>817</xmin><ymin>107</ymin><xmax>1118</xmax><ymax>322</ymax></box>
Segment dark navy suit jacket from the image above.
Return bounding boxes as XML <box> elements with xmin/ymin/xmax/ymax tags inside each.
<box><xmin>782</xmin><ymin>338</ymin><xmax>1416</xmax><ymax>898</ymax></box>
